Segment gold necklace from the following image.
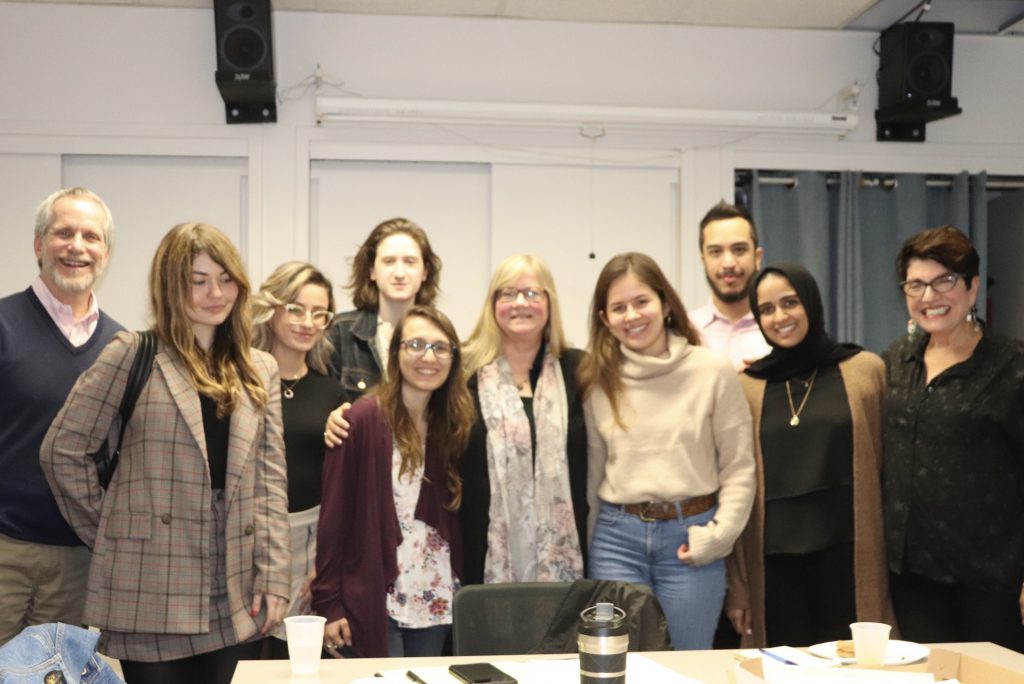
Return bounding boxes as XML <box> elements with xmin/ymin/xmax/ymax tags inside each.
<box><xmin>784</xmin><ymin>368</ymin><xmax>818</xmax><ymax>427</ymax></box>
<box><xmin>281</xmin><ymin>370</ymin><xmax>307</xmax><ymax>399</ymax></box>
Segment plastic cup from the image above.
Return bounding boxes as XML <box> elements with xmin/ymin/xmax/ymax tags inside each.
<box><xmin>849</xmin><ymin>621</ymin><xmax>891</xmax><ymax>666</ymax></box>
<box><xmin>284</xmin><ymin>615</ymin><xmax>326</xmax><ymax>675</ymax></box>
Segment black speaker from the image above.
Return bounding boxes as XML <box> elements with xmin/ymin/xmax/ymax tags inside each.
<box><xmin>214</xmin><ymin>0</ymin><xmax>276</xmax><ymax>124</ymax></box>
<box><xmin>876</xmin><ymin>21</ymin><xmax>960</xmax><ymax>132</ymax></box>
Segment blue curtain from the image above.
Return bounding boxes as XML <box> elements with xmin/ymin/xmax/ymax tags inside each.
<box><xmin>740</xmin><ymin>170</ymin><xmax>988</xmax><ymax>353</ymax></box>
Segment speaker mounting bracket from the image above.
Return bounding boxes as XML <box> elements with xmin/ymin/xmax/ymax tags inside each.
<box><xmin>875</xmin><ymin>120</ymin><xmax>927</xmax><ymax>143</ymax></box>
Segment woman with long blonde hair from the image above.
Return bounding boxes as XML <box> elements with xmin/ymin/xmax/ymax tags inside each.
<box><xmin>458</xmin><ymin>254</ymin><xmax>589</xmax><ymax>586</ymax></box>
<box><xmin>252</xmin><ymin>261</ymin><xmax>345</xmax><ymax>658</ymax></box>
<box><xmin>313</xmin><ymin>305</ymin><xmax>474</xmax><ymax>658</ymax></box>
<box><xmin>42</xmin><ymin>223</ymin><xmax>290</xmax><ymax>683</ymax></box>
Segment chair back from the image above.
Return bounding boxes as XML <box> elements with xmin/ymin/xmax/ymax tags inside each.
<box><xmin>452</xmin><ymin>579</ymin><xmax>672</xmax><ymax>655</ymax></box>
<box><xmin>452</xmin><ymin>582</ymin><xmax>573</xmax><ymax>655</ymax></box>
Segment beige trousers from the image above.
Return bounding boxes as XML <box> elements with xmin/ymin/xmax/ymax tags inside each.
<box><xmin>0</xmin><ymin>531</ymin><xmax>90</xmax><ymax>646</ymax></box>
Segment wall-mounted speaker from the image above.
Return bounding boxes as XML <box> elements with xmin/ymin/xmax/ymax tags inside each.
<box><xmin>875</xmin><ymin>21</ymin><xmax>960</xmax><ymax>141</ymax></box>
<box><xmin>214</xmin><ymin>0</ymin><xmax>277</xmax><ymax>124</ymax></box>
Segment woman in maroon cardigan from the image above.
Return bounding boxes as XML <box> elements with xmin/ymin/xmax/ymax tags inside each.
<box><xmin>312</xmin><ymin>305</ymin><xmax>475</xmax><ymax>658</ymax></box>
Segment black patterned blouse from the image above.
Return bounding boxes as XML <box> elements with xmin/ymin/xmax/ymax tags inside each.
<box><xmin>882</xmin><ymin>330</ymin><xmax>1024</xmax><ymax>593</ymax></box>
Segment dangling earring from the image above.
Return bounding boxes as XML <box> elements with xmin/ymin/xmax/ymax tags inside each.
<box><xmin>665</xmin><ymin>313</ymin><xmax>673</xmax><ymax>326</ymax></box>
<box><xmin>906</xmin><ymin>319</ymin><xmax>917</xmax><ymax>338</ymax></box>
<box><xmin>967</xmin><ymin>305</ymin><xmax>981</xmax><ymax>331</ymax></box>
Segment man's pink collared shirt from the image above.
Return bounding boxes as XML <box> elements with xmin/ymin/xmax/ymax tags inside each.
<box><xmin>32</xmin><ymin>277</ymin><xmax>100</xmax><ymax>347</ymax></box>
<box><xmin>688</xmin><ymin>299</ymin><xmax>771</xmax><ymax>370</ymax></box>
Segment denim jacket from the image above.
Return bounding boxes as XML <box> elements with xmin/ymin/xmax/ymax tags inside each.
<box><xmin>0</xmin><ymin>623</ymin><xmax>123</xmax><ymax>684</ymax></box>
<box><xmin>326</xmin><ymin>308</ymin><xmax>382</xmax><ymax>405</ymax></box>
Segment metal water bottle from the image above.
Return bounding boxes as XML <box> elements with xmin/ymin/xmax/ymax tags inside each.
<box><xmin>578</xmin><ymin>602</ymin><xmax>628</xmax><ymax>684</ymax></box>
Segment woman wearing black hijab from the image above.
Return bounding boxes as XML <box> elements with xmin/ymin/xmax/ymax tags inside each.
<box><xmin>724</xmin><ymin>262</ymin><xmax>895</xmax><ymax>647</ymax></box>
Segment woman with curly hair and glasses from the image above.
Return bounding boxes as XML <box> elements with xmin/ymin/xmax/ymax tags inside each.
<box><xmin>251</xmin><ymin>261</ymin><xmax>345</xmax><ymax>658</ymax></box>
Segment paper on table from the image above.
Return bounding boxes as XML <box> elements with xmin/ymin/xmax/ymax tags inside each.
<box><xmin>356</xmin><ymin>653</ymin><xmax>704</xmax><ymax>684</ymax></box>
<box><xmin>752</xmin><ymin>654</ymin><xmax>936</xmax><ymax>684</ymax></box>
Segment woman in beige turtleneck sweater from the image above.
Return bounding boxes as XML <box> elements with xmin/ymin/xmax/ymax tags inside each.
<box><xmin>579</xmin><ymin>252</ymin><xmax>755</xmax><ymax>650</ymax></box>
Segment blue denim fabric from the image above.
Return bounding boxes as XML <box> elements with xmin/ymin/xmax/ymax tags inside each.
<box><xmin>0</xmin><ymin>623</ymin><xmax>123</xmax><ymax>683</ymax></box>
<box><xmin>588</xmin><ymin>502</ymin><xmax>726</xmax><ymax>651</ymax></box>
<box><xmin>386</xmin><ymin>619</ymin><xmax>449</xmax><ymax>657</ymax></box>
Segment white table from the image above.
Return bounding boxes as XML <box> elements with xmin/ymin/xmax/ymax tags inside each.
<box><xmin>230</xmin><ymin>642</ymin><xmax>1024</xmax><ymax>683</ymax></box>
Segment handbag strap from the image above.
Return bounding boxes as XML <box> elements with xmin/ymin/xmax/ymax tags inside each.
<box><xmin>113</xmin><ymin>329</ymin><xmax>157</xmax><ymax>450</ymax></box>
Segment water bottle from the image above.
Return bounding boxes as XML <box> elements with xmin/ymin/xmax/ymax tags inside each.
<box><xmin>578</xmin><ymin>602</ymin><xmax>628</xmax><ymax>684</ymax></box>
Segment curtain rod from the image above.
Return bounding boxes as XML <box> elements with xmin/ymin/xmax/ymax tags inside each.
<box><xmin>738</xmin><ymin>174</ymin><xmax>1024</xmax><ymax>191</ymax></box>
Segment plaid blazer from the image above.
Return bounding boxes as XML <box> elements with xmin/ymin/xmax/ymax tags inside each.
<box><xmin>40</xmin><ymin>331</ymin><xmax>290</xmax><ymax>638</ymax></box>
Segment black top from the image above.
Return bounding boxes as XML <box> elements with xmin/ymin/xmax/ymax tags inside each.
<box><xmin>883</xmin><ymin>330</ymin><xmax>1024</xmax><ymax>592</ymax></box>
<box><xmin>281</xmin><ymin>371</ymin><xmax>346</xmax><ymax>511</ymax></box>
<box><xmin>761</xmin><ymin>363</ymin><xmax>854</xmax><ymax>555</ymax></box>
<box><xmin>200</xmin><ymin>393</ymin><xmax>230</xmax><ymax>491</ymax></box>
<box><xmin>458</xmin><ymin>348</ymin><xmax>589</xmax><ymax>585</ymax></box>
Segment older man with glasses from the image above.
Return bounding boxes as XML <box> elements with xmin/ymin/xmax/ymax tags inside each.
<box><xmin>0</xmin><ymin>188</ymin><xmax>124</xmax><ymax>645</ymax></box>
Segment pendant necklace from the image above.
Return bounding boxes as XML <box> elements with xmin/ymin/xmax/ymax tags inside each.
<box><xmin>784</xmin><ymin>368</ymin><xmax>818</xmax><ymax>427</ymax></box>
<box><xmin>281</xmin><ymin>371</ymin><xmax>306</xmax><ymax>399</ymax></box>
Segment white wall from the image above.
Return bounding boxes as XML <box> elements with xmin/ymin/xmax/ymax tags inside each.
<box><xmin>1</xmin><ymin>3</ymin><xmax>1022</xmax><ymax>335</ymax></box>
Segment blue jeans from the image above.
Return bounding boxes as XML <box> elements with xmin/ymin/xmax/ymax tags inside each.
<box><xmin>0</xmin><ymin>623</ymin><xmax>124</xmax><ymax>683</ymax></box>
<box><xmin>588</xmin><ymin>502</ymin><xmax>725</xmax><ymax>650</ymax></box>
<box><xmin>386</xmin><ymin>619</ymin><xmax>450</xmax><ymax>657</ymax></box>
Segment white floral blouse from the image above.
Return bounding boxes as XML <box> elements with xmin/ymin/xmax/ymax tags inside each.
<box><xmin>386</xmin><ymin>442</ymin><xmax>458</xmax><ymax>628</ymax></box>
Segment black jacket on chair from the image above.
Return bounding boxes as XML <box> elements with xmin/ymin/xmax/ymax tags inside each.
<box><xmin>532</xmin><ymin>579</ymin><xmax>673</xmax><ymax>653</ymax></box>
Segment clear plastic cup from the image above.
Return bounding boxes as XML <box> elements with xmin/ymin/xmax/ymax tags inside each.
<box><xmin>849</xmin><ymin>621</ymin><xmax>891</xmax><ymax>666</ymax></box>
<box><xmin>284</xmin><ymin>615</ymin><xmax>327</xmax><ymax>675</ymax></box>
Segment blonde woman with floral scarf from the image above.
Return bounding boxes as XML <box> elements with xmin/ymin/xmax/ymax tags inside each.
<box><xmin>458</xmin><ymin>254</ymin><xmax>588</xmax><ymax>586</ymax></box>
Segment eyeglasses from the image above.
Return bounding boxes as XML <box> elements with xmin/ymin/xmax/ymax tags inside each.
<box><xmin>899</xmin><ymin>272</ymin><xmax>966</xmax><ymax>298</ymax></box>
<box><xmin>496</xmin><ymin>287</ymin><xmax>546</xmax><ymax>303</ymax></box>
<box><xmin>282</xmin><ymin>303</ymin><xmax>334</xmax><ymax>328</ymax></box>
<box><xmin>400</xmin><ymin>338</ymin><xmax>455</xmax><ymax>360</ymax></box>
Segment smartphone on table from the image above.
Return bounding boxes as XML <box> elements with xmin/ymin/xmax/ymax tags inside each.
<box><xmin>448</xmin><ymin>662</ymin><xmax>518</xmax><ymax>684</ymax></box>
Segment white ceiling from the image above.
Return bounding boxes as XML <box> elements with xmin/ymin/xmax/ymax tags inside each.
<box><xmin>6</xmin><ymin>0</ymin><xmax>1024</xmax><ymax>34</ymax></box>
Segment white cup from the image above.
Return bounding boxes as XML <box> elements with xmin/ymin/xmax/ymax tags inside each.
<box><xmin>849</xmin><ymin>621</ymin><xmax>891</xmax><ymax>666</ymax></box>
<box><xmin>284</xmin><ymin>615</ymin><xmax>327</xmax><ymax>675</ymax></box>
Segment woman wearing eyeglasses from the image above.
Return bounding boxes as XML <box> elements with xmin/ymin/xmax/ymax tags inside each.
<box><xmin>312</xmin><ymin>306</ymin><xmax>474</xmax><ymax>658</ymax></box>
<box><xmin>883</xmin><ymin>225</ymin><xmax>1024</xmax><ymax>651</ymax></box>
<box><xmin>251</xmin><ymin>262</ymin><xmax>345</xmax><ymax>659</ymax></box>
<box><xmin>457</xmin><ymin>254</ymin><xmax>589</xmax><ymax>586</ymax></box>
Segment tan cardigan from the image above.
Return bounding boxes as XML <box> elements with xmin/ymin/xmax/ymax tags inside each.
<box><xmin>725</xmin><ymin>351</ymin><xmax>896</xmax><ymax>647</ymax></box>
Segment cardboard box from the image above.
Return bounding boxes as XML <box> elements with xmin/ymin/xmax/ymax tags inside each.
<box><xmin>734</xmin><ymin>649</ymin><xmax>1024</xmax><ymax>684</ymax></box>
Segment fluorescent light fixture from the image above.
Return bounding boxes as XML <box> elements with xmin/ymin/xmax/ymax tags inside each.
<box><xmin>316</xmin><ymin>95</ymin><xmax>859</xmax><ymax>135</ymax></box>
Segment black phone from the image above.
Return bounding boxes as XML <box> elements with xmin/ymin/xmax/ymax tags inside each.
<box><xmin>447</xmin><ymin>662</ymin><xmax>518</xmax><ymax>684</ymax></box>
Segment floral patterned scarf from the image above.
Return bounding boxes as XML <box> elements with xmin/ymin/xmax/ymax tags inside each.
<box><xmin>477</xmin><ymin>351</ymin><xmax>584</xmax><ymax>583</ymax></box>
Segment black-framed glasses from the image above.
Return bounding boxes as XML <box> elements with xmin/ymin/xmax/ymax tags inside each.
<box><xmin>899</xmin><ymin>272</ymin><xmax>966</xmax><ymax>298</ymax></box>
<box><xmin>400</xmin><ymin>338</ymin><xmax>455</xmax><ymax>360</ymax></box>
<box><xmin>496</xmin><ymin>287</ymin><xmax>546</xmax><ymax>303</ymax></box>
<box><xmin>282</xmin><ymin>303</ymin><xmax>334</xmax><ymax>328</ymax></box>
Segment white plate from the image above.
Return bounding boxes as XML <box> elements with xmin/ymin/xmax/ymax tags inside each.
<box><xmin>808</xmin><ymin>639</ymin><xmax>930</xmax><ymax>666</ymax></box>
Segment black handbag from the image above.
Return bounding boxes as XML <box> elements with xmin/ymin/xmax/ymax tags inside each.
<box><xmin>89</xmin><ymin>330</ymin><xmax>157</xmax><ymax>489</ymax></box>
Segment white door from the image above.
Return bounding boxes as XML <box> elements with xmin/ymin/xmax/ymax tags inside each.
<box><xmin>63</xmin><ymin>154</ymin><xmax>249</xmax><ymax>330</ymax></box>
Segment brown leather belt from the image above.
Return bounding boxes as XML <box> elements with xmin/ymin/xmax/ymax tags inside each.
<box><xmin>621</xmin><ymin>493</ymin><xmax>717</xmax><ymax>522</ymax></box>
